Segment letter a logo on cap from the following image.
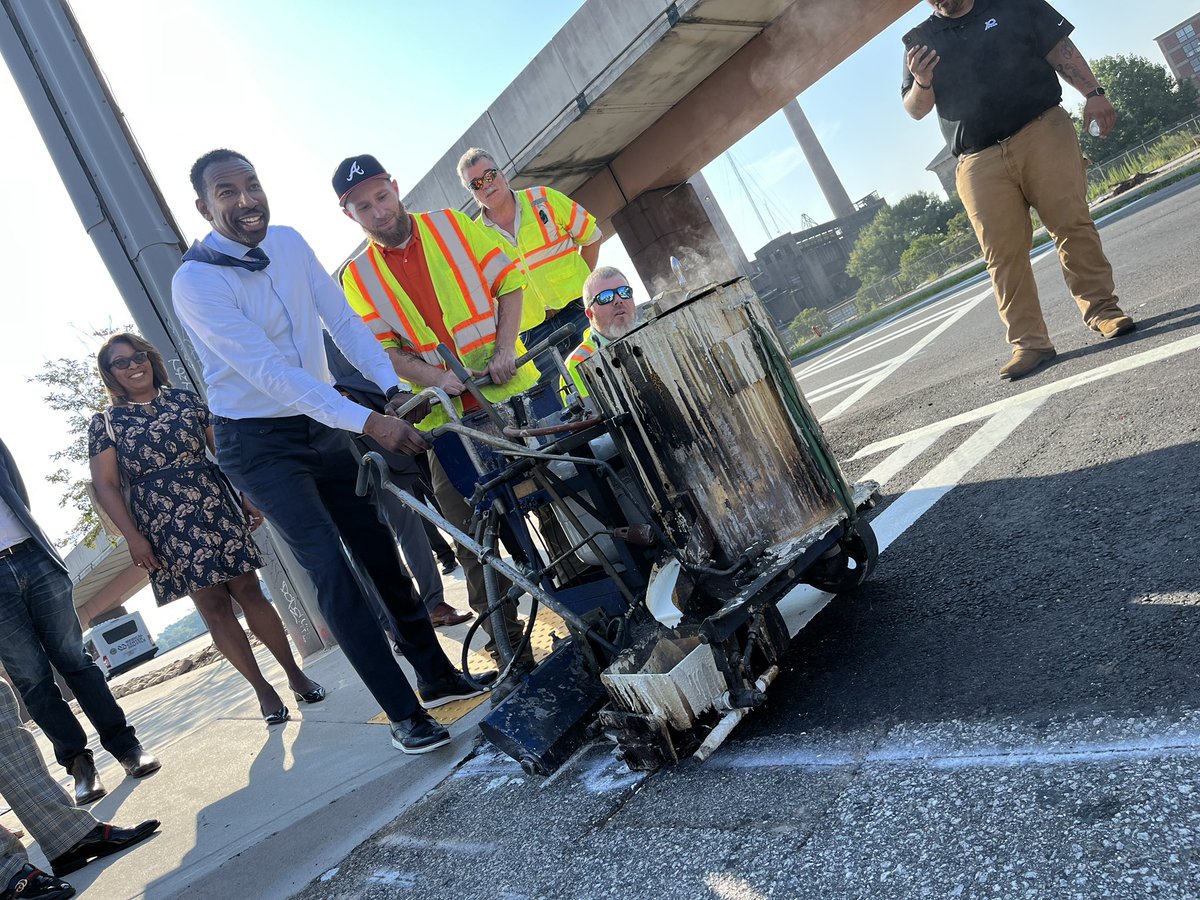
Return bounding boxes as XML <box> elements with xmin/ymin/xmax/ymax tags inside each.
<box><xmin>346</xmin><ymin>160</ymin><xmax>365</xmax><ymax>181</ymax></box>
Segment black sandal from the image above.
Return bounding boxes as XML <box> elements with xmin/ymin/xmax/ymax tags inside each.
<box><xmin>292</xmin><ymin>685</ymin><xmax>326</xmax><ymax>704</ymax></box>
<box><xmin>263</xmin><ymin>707</ymin><xmax>290</xmax><ymax>726</ymax></box>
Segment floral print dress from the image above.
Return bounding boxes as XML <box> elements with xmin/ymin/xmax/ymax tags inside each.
<box><xmin>87</xmin><ymin>387</ymin><xmax>263</xmax><ymax>604</ymax></box>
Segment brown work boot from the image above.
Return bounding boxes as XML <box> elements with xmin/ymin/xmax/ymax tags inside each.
<box><xmin>999</xmin><ymin>348</ymin><xmax>1056</xmax><ymax>381</ymax></box>
<box><xmin>1091</xmin><ymin>315</ymin><xmax>1136</xmax><ymax>339</ymax></box>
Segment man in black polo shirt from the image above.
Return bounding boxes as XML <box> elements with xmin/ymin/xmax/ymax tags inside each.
<box><xmin>902</xmin><ymin>0</ymin><xmax>1136</xmax><ymax>381</ymax></box>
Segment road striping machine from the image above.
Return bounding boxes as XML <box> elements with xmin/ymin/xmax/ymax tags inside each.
<box><xmin>357</xmin><ymin>277</ymin><xmax>878</xmax><ymax>774</ymax></box>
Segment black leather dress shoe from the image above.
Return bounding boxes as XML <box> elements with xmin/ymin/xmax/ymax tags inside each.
<box><xmin>389</xmin><ymin>711</ymin><xmax>450</xmax><ymax>754</ymax></box>
<box><xmin>118</xmin><ymin>745</ymin><xmax>161</xmax><ymax>778</ymax></box>
<box><xmin>1</xmin><ymin>864</ymin><xmax>74</xmax><ymax>900</ymax></box>
<box><xmin>50</xmin><ymin>820</ymin><xmax>160</xmax><ymax>877</ymax></box>
<box><xmin>418</xmin><ymin>670</ymin><xmax>499</xmax><ymax>709</ymax></box>
<box><xmin>66</xmin><ymin>754</ymin><xmax>105</xmax><ymax>806</ymax></box>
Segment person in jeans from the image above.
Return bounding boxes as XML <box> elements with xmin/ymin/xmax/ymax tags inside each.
<box><xmin>0</xmin><ymin>437</ymin><xmax>159</xmax><ymax>805</ymax></box>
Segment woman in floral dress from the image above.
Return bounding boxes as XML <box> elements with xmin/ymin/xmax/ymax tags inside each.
<box><xmin>88</xmin><ymin>334</ymin><xmax>323</xmax><ymax>724</ymax></box>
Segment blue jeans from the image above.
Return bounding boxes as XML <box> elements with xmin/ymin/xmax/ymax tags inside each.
<box><xmin>0</xmin><ymin>541</ymin><xmax>137</xmax><ymax>769</ymax></box>
<box><xmin>213</xmin><ymin>415</ymin><xmax>456</xmax><ymax>722</ymax></box>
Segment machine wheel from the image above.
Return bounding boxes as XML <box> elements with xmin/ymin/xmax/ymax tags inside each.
<box><xmin>802</xmin><ymin>520</ymin><xmax>878</xmax><ymax>594</ymax></box>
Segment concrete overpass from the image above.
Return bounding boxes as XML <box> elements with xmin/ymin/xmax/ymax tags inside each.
<box><xmin>401</xmin><ymin>0</ymin><xmax>912</xmax><ymax>293</ymax></box>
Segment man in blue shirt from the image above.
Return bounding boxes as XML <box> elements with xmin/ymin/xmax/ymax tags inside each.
<box><xmin>172</xmin><ymin>149</ymin><xmax>492</xmax><ymax>753</ymax></box>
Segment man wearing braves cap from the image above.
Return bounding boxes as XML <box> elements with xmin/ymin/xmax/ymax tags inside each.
<box><xmin>332</xmin><ymin>154</ymin><xmax>538</xmax><ymax>681</ymax></box>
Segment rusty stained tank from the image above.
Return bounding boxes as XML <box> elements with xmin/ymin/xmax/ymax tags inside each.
<box><xmin>578</xmin><ymin>278</ymin><xmax>846</xmax><ymax>569</ymax></box>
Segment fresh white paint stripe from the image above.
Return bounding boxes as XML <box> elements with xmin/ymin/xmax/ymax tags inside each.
<box><xmin>706</xmin><ymin>728</ymin><xmax>1200</xmax><ymax>772</ymax></box>
<box><xmin>805</xmin><ymin>360</ymin><xmax>894</xmax><ymax>403</ymax></box>
<box><xmin>851</xmin><ymin>331</ymin><xmax>1200</xmax><ymax>460</ymax></box>
<box><xmin>796</xmin><ymin>296</ymin><xmax>982</xmax><ymax>379</ymax></box>
<box><xmin>870</xmin><ymin>399</ymin><xmax>1045</xmax><ymax>555</ymax></box>
<box><xmin>820</xmin><ymin>288</ymin><xmax>993</xmax><ymax>422</ymax></box>
<box><xmin>859</xmin><ymin>430</ymin><xmax>943</xmax><ymax>486</ymax></box>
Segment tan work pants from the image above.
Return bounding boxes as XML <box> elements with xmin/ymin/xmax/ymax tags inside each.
<box><xmin>957</xmin><ymin>106</ymin><xmax>1123</xmax><ymax>351</ymax></box>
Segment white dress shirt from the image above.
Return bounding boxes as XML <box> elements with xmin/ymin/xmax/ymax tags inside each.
<box><xmin>0</xmin><ymin>495</ymin><xmax>31</xmax><ymax>553</ymax></box>
<box><xmin>172</xmin><ymin>226</ymin><xmax>402</xmax><ymax>433</ymax></box>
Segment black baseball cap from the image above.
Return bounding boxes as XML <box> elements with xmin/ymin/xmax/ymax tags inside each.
<box><xmin>333</xmin><ymin>155</ymin><xmax>388</xmax><ymax>205</ymax></box>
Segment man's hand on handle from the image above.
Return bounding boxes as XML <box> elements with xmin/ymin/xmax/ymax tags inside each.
<box><xmin>365</xmin><ymin>412</ymin><xmax>432</xmax><ymax>455</ymax></box>
<box><xmin>487</xmin><ymin>346</ymin><xmax>517</xmax><ymax>385</ymax></box>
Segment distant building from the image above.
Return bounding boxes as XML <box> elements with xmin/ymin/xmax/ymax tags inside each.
<box><xmin>925</xmin><ymin>143</ymin><xmax>958</xmax><ymax>197</ymax></box>
<box><xmin>749</xmin><ymin>194</ymin><xmax>886</xmax><ymax>324</ymax></box>
<box><xmin>1156</xmin><ymin>13</ymin><xmax>1200</xmax><ymax>85</ymax></box>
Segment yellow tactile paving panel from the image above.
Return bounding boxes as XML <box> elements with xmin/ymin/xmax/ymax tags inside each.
<box><xmin>369</xmin><ymin>607</ymin><xmax>570</xmax><ymax>726</ymax></box>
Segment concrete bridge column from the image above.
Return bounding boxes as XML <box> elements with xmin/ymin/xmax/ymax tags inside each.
<box><xmin>611</xmin><ymin>181</ymin><xmax>742</xmax><ymax>297</ymax></box>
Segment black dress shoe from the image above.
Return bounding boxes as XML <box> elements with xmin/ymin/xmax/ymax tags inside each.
<box><xmin>389</xmin><ymin>711</ymin><xmax>450</xmax><ymax>754</ymax></box>
<box><xmin>439</xmin><ymin>555</ymin><xmax>459</xmax><ymax>575</ymax></box>
<box><xmin>417</xmin><ymin>670</ymin><xmax>499</xmax><ymax>709</ymax></box>
<box><xmin>1</xmin><ymin>864</ymin><xmax>74</xmax><ymax>900</ymax></box>
<box><xmin>117</xmin><ymin>745</ymin><xmax>161</xmax><ymax>778</ymax></box>
<box><xmin>66</xmin><ymin>754</ymin><xmax>105</xmax><ymax>806</ymax></box>
<box><xmin>50</xmin><ymin>820</ymin><xmax>160</xmax><ymax>876</ymax></box>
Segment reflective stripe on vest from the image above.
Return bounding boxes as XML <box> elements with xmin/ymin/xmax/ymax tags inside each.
<box><xmin>346</xmin><ymin>211</ymin><xmax>498</xmax><ymax>367</ymax></box>
<box><xmin>520</xmin><ymin>187</ymin><xmax>577</xmax><ymax>269</ymax></box>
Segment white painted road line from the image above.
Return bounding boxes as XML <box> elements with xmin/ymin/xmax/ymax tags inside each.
<box><xmin>859</xmin><ymin>430</ymin><xmax>942</xmax><ymax>490</ymax></box>
<box><xmin>706</xmin><ymin>725</ymin><xmax>1200</xmax><ymax>772</ymax></box>
<box><xmin>851</xmin><ymin>331</ymin><xmax>1200</xmax><ymax>460</ymax></box>
<box><xmin>869</xmin><ymin>399</ymin><xmax>1045</xmax><ymax>555</ymax></box>
<box><xmin>820</xmin><ymin>288</ymin><xmax>993</xmax><ymax>421</ymax></box>
<box><xmin>796</xmin><ymin>294</ymin><xmax>985</xmax><ymax>381</ymax></box>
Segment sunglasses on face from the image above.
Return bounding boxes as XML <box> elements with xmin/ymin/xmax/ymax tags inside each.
<box><xmin>468</xmin><ymin>168</ymin><xmax>500</xmax><ymax>191</ymax></box>
<box><xmin>108</xmin><ymin>350</ymin><xmax>150</xmax><ymax>370</ymax></box>
<box><xmin>590</xmin><ymin>285</ymin><xmax>634</xmax><ymax>306</ymax></box>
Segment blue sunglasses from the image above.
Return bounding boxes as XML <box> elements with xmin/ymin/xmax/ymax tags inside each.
<box><xmin>590</xmin><ymin>285</ymin><xmax>633</xmax><ymax>306</ymax></box>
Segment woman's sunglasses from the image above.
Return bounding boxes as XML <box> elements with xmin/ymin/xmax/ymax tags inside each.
<box><xmin>108</xmin><ymin>350</ymin><xmax>150</xmax><ymax>370</ymax></box>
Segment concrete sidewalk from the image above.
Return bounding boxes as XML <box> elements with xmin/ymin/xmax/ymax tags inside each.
<box><xmin>1</xmin><ymin>576</ymin><xmax>495</xmax><ymax>900</ymax></box>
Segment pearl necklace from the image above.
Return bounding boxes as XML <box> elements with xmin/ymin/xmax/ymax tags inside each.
<box><xmin>127</xmin><ymin>391</ymin><xmax>160</xmax><ymax>407</ymax></box>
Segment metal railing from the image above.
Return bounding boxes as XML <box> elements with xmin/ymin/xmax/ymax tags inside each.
<box><xmin>1086</xmin><ymin>114</ymin><xmax>1200</xmax><ymax>187</ymax></box>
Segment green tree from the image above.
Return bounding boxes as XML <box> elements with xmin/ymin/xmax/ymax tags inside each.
<box><xmin>847</xmin><ymin>192</ymin><xmax>963</xmax><ymax>286</ymax></box>
<box><xmin>29</xmin><ymin>325</ymin><xmax>131</xmax><ymax>549</ymax></box>
<box><xmin>785</xmin><ymin>307</ymin><xmax>831</xmax><ymax>348</ymax></box>
<box><xmin>1078</xmin><ymin>55</ymin><xmax>1200</xmax><ymax>163</ymax></box>
<box><xmin>898</xmin><ymin>233</ymin><xmax>948</xmax><ymax>286</ymax></box>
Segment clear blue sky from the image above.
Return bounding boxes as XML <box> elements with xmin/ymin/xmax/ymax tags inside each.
<box><xmin>0</xmin><ymin>0</ymin><xmax>1191</xmax><ymax>553</ymax></box>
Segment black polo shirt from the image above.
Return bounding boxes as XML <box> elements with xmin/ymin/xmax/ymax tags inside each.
<box><xmin>901</xmin><ymin>0</ymin><xmax>1074</xmax><ymax>156</ymax></box>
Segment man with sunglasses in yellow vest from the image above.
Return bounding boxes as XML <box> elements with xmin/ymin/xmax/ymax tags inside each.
<box><xmin>457</xmin><ymin>149</ymin><xmax>600</xmax><ymax>363</ymax></box>
<box><xmin>562</xmin><ymin>267</ymin><xmax>639</xmax><ymax>403</ymax></box>
<box><xmin>334</xmin><ymin>154</ymin><xmax>537</xmax><ymax>674</ymax></box>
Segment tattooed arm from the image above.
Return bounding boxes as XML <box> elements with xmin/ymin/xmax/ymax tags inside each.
<box><xmin>1046</xmin><ymin>36</ymin><xmax>1116</xmax><ymax>137</ymax></box>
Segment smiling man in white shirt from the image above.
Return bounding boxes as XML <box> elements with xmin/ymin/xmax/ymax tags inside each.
<box><xmin>171</xmin><ymin>149</ymin><xmax>493</xmax><ymax>753</ymax></box>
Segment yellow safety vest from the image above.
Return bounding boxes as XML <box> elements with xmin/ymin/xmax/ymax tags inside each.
<box><xmin>560</xmin><ymin>326</ymin><xmax>599</xmax><ymax>402</ymax></box>
<box><xmin>341</xmin><ymin>209</ymin><xmax>538</xmax><ymax>428</ymax></box>
<box><xmin>480</xmin><ymin>187</ymin><xmax>598</xmax><ymax>330</ymax></box>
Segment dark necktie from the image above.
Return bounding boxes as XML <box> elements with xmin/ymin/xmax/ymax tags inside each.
<box><xmin>242</xmin><ymin>247</ymin><xmax>270</xmax><ymax>271</ymax></box>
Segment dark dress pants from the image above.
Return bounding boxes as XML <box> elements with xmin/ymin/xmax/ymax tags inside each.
<box><xmin>0</xmin><ymin>541</ymin><xmax>137</xmax><ymax>768</ymax></box>
<box><xmin>213</xmin><ymin>415</ymin><xmax>456</xmax><ymax>722</ymax></box>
